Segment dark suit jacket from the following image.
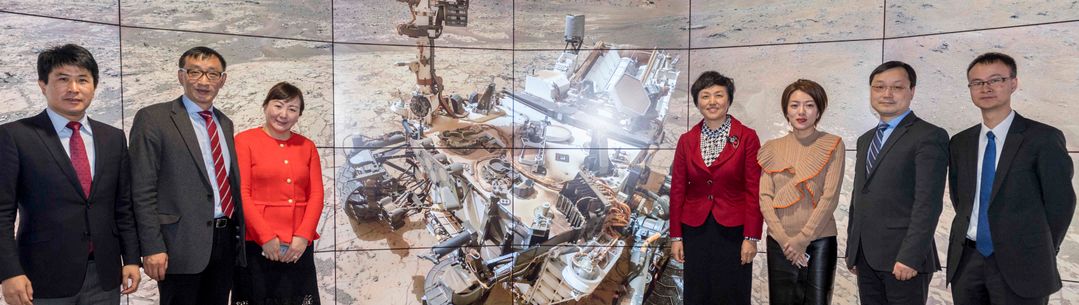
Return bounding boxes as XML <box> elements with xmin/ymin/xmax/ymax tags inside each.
<box><xmin>946</xmin><ymin>113</ymin><xmax>1075</xmax><ymax>298</ymax></box>
<box><xmin>0</xmin><ymin>111</ymin><xmax>140</xmax><ymax>298</ymax></box>
<box><xmin>669</xmin><ymin>117</ymin><xmax>763</xmax><ymax>239</ymax></box>
<box><xmin>846</xmin><ymin>112</ymin><xmax>948</xmax><ymax>273</ymax></box>
<box><xmin>129</xmin><ymin>97</ymin><xmax>245</xmax><ymax>274</ymax></box>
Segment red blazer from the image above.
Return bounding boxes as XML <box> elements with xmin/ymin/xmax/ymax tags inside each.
<box><xmin>669</xmin><ymin>117</ymin><xmax>763</xmax><ymax>238</ymax></box>
<box><xmin>235</xmin><ymin>128</ymin><xmax>324</xmax><ymax>245</ymax></box>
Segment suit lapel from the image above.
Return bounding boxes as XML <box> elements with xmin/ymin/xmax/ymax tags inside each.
<box><xmin>170</xmin><ymin>98</ymin><xmax>212</xmax><ymax>188</ymax></box>
<box><xmin>709</xmin><ymin>119</ymin><xmax>741</xmax><ymax>168</ymax></box>
<box><xmin>958</xmin><ymin>127</ymin><xmax>980</xmax><ymax>215</ymax></box>
<box><xmin>30</xmin><ymin>111</ymin><xmax>86</xmax><ymax>199</ymax></box>
<box><xmin>687</xmin><ymin>123</ymin><xmax>710</xmax><ymax>172</ymax></box>
<box><xmin>988</xmin><ymin>114</ymin><xmax>1027</xmax><ymax>204</ymax></box>
<box><xmin>854</xmin><ymin>130</ymin><xmax>870</xmax><ymax>186</ymax></box>
<box><xmin>87</xmin><ymin>119</ymin><xmax>108</xmax><ymax>200</ymax></box>
<box><xmin>864</xmin><ymin>113</ymin><xmax>917</xmax><ymax>185</ymax></box>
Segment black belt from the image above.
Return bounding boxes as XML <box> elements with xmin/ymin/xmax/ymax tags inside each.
<box><xmin>963</xmin><ymin>239</ymin><xmax>977</xmax><ymax>249</ymax></box>
<box><xmin>211</xmin><ymin>217</ymin><xmax>231</xmax><ymax>229</ymax></box>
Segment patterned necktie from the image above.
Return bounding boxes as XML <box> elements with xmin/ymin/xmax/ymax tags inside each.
<box><xmin>865</xmin><ymin>123</ymin><xmax>889</xmax><ymax>175</ymax></box>
<box><xmin>977</xmin><ymin>131</ymin><xmax>997</xmax><ymax>256</ymax></box>
<box><xmin>66</xmin><ymin>121</ymin><xmax>92</xmax><ymax>198</ymax></box>
<box><xmin>198</xmin><ymin>111</ymin><xmax>235</xmax><ymax>218</ymax></box>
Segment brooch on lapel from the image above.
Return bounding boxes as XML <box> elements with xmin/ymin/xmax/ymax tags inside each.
<box><xmin>728</xmin><ymin>135</ymin><xmax>739</xmax><ymax>148</ymax></box>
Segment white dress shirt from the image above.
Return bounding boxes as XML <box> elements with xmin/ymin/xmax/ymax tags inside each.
<box><xmin>966</xmin><ymin>110</ymin><xmax>1016</xmax><ymax>240</ymax></box>
<box><xmin>45</xmin><ymin>107</ymin><xmax>95</xmax><ymax>177</ymax></box>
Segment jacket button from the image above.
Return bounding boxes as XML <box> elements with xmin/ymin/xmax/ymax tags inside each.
<box><xmin>288</xmin><ymin>199</ymin><xmax>294</xmax><ymax>204</ymax></box>
<box><xmin>286</xmin><ymin>178</ymin><xmax>293</xmax><ymax>184</ymax></box>
<box><xmin>284</xmin><ymin>159</ymin><xmax>289</xmax><ymax>164</ymax></box>
<box><xmin>707</xmin><ymin>180</ymin><xmax>713</xmax><ymax>184</ymax></box>
<box><xmin>708</xmin><ymin>195</ymin><xmax>714</xmax><ymax>200</ymax></box>
<box><xmin>279</xmin><ymin>143</ymin><xmax>285</xmax><ymax>148</ymax></box>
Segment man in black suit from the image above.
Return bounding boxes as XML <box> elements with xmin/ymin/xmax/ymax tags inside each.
<box><xmin>846</xmin><ymin>61</ymin><xmax>949</xmax><ymax>305</ymax></box>
<box><xmin>130</xmin><ymin>46</ymin><xmax>244</xmax><ymax>305</ymax></box>
<box><xmin>946</xmin><ymin>52</ymin><xmax>1075</xmax><ymax>305</ymax></box>
<box><xmin>0</xmin><ymin>44</ymin><xmax>140</xmax><ymax>305</ymax></box>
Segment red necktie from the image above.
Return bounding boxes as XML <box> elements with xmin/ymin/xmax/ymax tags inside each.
<box><xmin>198</xmin><ymin>111</ymin><xmax>235</xmax><ymax>218</ymax></box>
<box><xmin>66</xmin><ymin>121</ymin><xmax>92</xmax><ymax>198</ymax></box>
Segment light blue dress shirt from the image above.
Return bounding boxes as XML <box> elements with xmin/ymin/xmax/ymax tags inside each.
<box><xmin>877</xmin><ymin>109</ymin><xmax>913</xmax><ymax>145</ymax></box>
<box><xmin>46</xmin><ymin>108</ymin><xmax>95</xmax><ymax>177</ymax></box>
<box><xmin>182</xmin><ymin>96</ymin><xmax>231</xmax><ymax>218</ymax></box>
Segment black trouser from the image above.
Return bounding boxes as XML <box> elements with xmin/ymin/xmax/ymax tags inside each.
<box><xmin>159</xmin><ymin>219</ymin><xmax>238</xmax><ymax>305</ymax></box>
<box><xmin>854</xmin><ymin>245</ymin><xmax>931</xmax><ymax>305</ymax></box>
<box><xmin>767</xmin><ymin>236</ymin><xmax>837</xmax><ymax>305</ymax></box>
<box><xmin>681</xmin><ymin>214</ymin><xmax>751</xmax><ymax>305</ymax></box>
<box><xmin>952</xmin><ymin>239</ymin><xmax>1049</xmax><ymax>305</ymax></box>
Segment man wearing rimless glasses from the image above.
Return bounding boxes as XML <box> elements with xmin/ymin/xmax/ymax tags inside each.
<box><xmin>946</xmin><ymin>52</ymin><xmax>1075</xmax><ymax>305</ymax></box>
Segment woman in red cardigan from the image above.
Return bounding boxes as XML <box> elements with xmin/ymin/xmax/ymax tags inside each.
<box><xmin>669</xmin><ymin>71</ymin><xmax>763</xmax><ymax>305</ymax></box>
<box><xmin>232</xmin><ymin>82</ymin><xmax>324</xmax><ymax>305</ymax></box>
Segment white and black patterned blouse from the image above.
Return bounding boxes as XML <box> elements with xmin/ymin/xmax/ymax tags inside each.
<box><xmin>700</xmin><ymin>115</ymin><xmax>732</xmax><ymax>165</ymax></box>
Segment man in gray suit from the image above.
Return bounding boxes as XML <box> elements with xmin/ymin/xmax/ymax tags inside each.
<box><xmin>129</xmin><ymin>46</ymin><xmax>244</xmax><ymax>305</ymax></box>
<box><xmin>846</xmin><ymin>61</ymin><xmax>949</xmax><ymax>305</ymax></box>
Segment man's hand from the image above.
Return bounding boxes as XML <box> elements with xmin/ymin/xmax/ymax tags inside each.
<box><xmin>670</xmin><ymin>240</ymin><xmax>684</xmax><ymax>263</ymax></box>
<box><xmin>848</xmin><ymin>265</ymin><xmax>858</xmax><ymax>276</ymax></box>
<box><xmin>261</xmin><ymin>237</ymin><xmax>283</xmax><ymax>262</ymax></box>
<box><xmin>120</xmin><ymin>264</ymin><xmax>141</xmax><ymax>294</ymax></box>
<box><xmin>740</xmin><ymin>240</ymin><xmax>757</xmax><ymax>265</ymax></box>
<box><xmin>1</xmin><ymin>275</ymin><xmax>33</xmax><ymax>305</ymax></box>
<box><xmin>142</xmin><ymin>252</ymin><xmax>169</xmax><ymax>281</ymax></box>
<box><xmin>283</xmin><ymin>236</ymin><xmax>309</xmax><ymax>263</ymax></box>
<box><xmin>893</xmin><ymin>261</ymin><xmax>917</xmax><ymax>281</ymax></box>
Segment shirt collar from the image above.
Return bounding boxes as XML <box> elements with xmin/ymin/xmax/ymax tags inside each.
<box><xmin>45</xmin><ymin>107</ymin><xmax>93</xmax><ymax>135</ymax></box>
<box><xmin>879</xmin><ymin>109</ymin><xmax>912</xmax><ymax>129</ymax></box>
<box><xmin>181</xmin><ymin>95</ymin><xmax>215</xmax><ymax>115</ymax></box>
<box><xmin>701</xmin><ymin>115</ymin><xmax>731</xmax><ymax>136</ymax></box>
<box><xmin>980</xmin><ymin>110</ymin><xmax>1016</xmax><ymax>139</ymax></box>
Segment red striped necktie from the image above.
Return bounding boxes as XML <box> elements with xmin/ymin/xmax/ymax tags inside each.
<box><xmin>198</xmin><ymin>111</ymin><xmax>235</xmax><ymax>218</ymax></box>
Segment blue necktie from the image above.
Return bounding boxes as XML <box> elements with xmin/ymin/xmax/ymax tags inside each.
<box><xmin>865</xmin><ymin>123</ymin><xmax>888</xmax><ymax>175</ymax></box>
<box><xmin>977</xmin><ymin>131</ymin><xmax>996</xmax><ymax>257</ymax></box>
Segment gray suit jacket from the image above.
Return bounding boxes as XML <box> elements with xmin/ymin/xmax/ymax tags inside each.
<box><xmin>129</xmin><ymin>97</ymin><xmax>245</xmax><ymax>274</ymax></box>
<box><xmin>846</xmin><ymin>112</ymin><xmax>948</xmax><ymax>273</ymax></box>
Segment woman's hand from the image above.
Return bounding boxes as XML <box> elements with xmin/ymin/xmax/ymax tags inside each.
<box><xmin>740</xmin><ymin>240</ymin><xmax>757</xmax><ymax>265</ymax></box>
<box><xmin>261</xmin><ymin>237</ymin><xmax>282</xmax><ymax>262</ymax></box>
<box><xmin>283</xmin><ymin>236</ymin><xmax>309</xmax><ymax>263</ymax></box>
<box><xmin>783</xmin><ymin>235</ymin><xmax>809</xmax><ymax>263</ymax></box>
<box><xmin>671</xmin><ymin>240</ymin><xmax>685</xmax><ymax>263</ymax></box>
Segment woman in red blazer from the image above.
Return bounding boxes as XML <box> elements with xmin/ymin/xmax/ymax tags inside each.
<box><xmin>669</xmin><ymin>71</ymin><xmax>763</xmax><ymax>305</ymax></box>
<box><xmin>233</xmin><ymin>82</ymin><xmax>324</xmax><ymax>304</ymax></box>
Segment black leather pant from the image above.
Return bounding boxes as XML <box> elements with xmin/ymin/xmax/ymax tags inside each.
<box><xmin>766</xmin><ymin>236</ymin><xmax>837</xmax><ymax>305</ymax></box>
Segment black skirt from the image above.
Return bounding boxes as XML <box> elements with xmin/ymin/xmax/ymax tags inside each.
<box><xmin>233</xmin><ymin>241</ymin><xmax>321</xmax><ymax>305</ymax></box>
<box><xmin>681</xmin><ymin>213</ymin><xmax>753</xmax><ymax>305</ymax></box>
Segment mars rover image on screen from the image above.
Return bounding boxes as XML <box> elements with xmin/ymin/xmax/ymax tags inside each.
<box><xmin>338</xmin><ymin>1</ymin><xmax>683</xmax><ymax>304</ymax></box>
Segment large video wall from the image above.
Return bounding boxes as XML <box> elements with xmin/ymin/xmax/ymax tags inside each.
<box><xmin>1</xmin><ymin>1</ymin><xmax>1077</xmax><ymax>304</ymax></box>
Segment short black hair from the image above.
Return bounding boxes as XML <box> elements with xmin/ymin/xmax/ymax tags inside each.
<box><xmin>178</xmin><ymin>46</ymin><xmax>227</xmax><ymax>71</ymax></box>
<box><xmin>691</xmin><ymin>71</ymin><xmax>735</xmax><ymax>106</ymax></box>
<box><xmin>37</xmin><ymin>44</ymin><xmax>99</xmax><ymax>87</ymax></box>
<box><xmin>967</xmin><ymin>52</ymin><xmax>1017</xmax><ymax>77</ymax></box>
<box><xmin>869</xmin><ymin>61</ymin><xmax>916</xmax><ymax>88</ymax></box>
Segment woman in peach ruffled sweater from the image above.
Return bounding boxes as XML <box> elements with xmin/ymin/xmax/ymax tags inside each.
<box><xmin>758</xmin><ymin>79</ymin><xmax>845</xmax><ymax>305</ymax></box>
